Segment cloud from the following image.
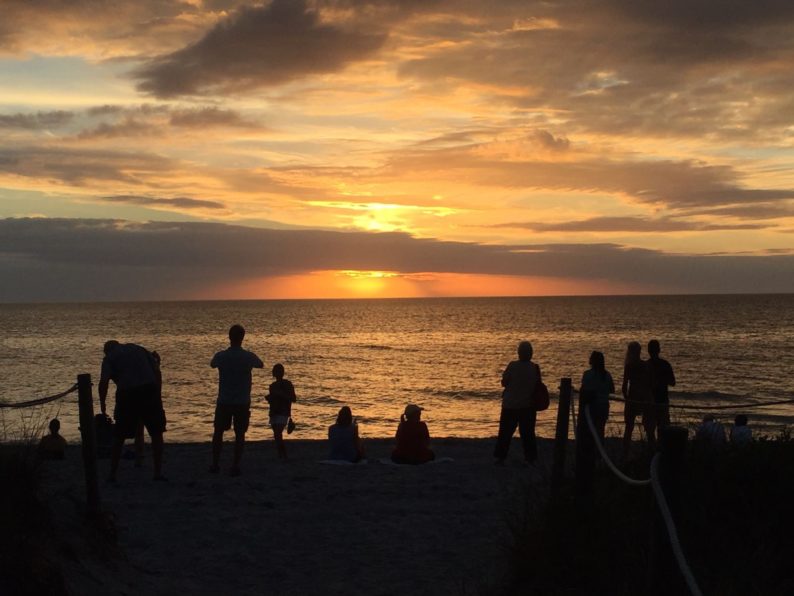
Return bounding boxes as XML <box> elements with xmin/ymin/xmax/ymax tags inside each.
<box><xmin>0</xmin><ymin>147</ymin><xmax>176</xmax><ymax>186</ymax></box>
<box><xmin>490</xmin><ymin>216</ymin><xmax>768</xmax><ymax>233</ymax></box>
<box><xmin>1</xmin><ymin>217</ymin><xmax>793</xmax><ymax>301</ymax></box>
<box><xmin>385</xmin><ymin>143</ymin><xmax>794</xmax><ymax>210</ymax></box>
<box><xmin>135</xmin><ymin>0</ymin><xmax>388</xmax><ymax>97</ymax></box>
<box><xmin>0</xmin><ymin>111</ymin><xmax>74</xmax><ymax>129</ymax></box>
<box><xmin>102</xmin><ymin>195</ymin><xmax>226</xmax><ymax>210</ymax></box>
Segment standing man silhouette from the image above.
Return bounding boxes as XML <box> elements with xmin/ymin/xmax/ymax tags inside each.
<box><xmin>210</xmin><ymin>324</ymin><xmax>264</xmax><ymax>476</ymax></box>
<box><xmin>647</xmin><ymin>339</ymin><xmax>676</xmax><ymax>430</ymax></box>
<box><xmin>99</xmin><ymin>340</ymin><xmax>165</xmax><ymax>482</ymax></box>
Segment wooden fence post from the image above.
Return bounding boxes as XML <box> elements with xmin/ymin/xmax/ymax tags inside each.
<box><xmin>551</xmin><ymin>378</ymin><xmax>572</xmax><ymax>494</ymax></box>
<box><xmin>648</xmin><ymin>425</ymin><xmax>688</xmax><ymax>595</ymax></box>
<box><xmin>77</xmin><ymin>373</ymin><xmax>101</xmax><ymax>519</ymax></box>
<box><xmin>574</xmin><ymin>387</ymin><xmax>596</xmax><ymax>500</ymax></box>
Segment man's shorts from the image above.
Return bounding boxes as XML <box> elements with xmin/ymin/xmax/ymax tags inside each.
<box><xmin>214</xmin><ymin>403</ymin><xmax>251</xmax><ymax>435</ymax></box>
<box><xmin>115</xmin><ymin>383</ymin><xmax>166</xmax><ymax>439</ymax></box>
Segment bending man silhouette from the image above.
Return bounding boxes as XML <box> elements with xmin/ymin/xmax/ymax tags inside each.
<box><xmin>99</xmin><ymin>340</ymin><xmax>165</xmax><ymax>482</ymax></box>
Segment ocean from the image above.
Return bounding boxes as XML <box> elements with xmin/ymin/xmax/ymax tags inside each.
<box><xmin>2</xmin><ymin>295</ymin><xmax>793</xmax><ymax>442</ymax></box>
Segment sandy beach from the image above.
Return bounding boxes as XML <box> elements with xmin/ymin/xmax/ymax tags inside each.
<box><xmin>38</xmin><ymin>437</ymin><xmax>557</xmax><ymax>596</ymax></box>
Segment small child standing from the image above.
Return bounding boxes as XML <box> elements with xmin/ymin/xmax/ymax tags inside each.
<box><xmin>266</xmin><ymin>363</ymin><xmax>296</xmax><ymax>460</ymax></box>
<box><xmin>730</xmin><ymin>414</ymin><xmax>752</xmax><ymax>445</ymax></box>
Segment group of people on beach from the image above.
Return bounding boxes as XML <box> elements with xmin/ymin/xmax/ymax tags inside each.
<box><xmin>82</xmin><ymin>324</ymin><xmax>756</xmax><ymax>481</ymax></box>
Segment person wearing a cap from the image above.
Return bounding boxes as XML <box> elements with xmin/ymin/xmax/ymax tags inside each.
<box><xmin>391</xmin><ymin>404</ymin><xmax>435</xmax><ymax>464</ymax></box>
<box><xmin>494</xmin><ymin>340</ymin><xmax>541</xmax><ymax>464</ymax></box>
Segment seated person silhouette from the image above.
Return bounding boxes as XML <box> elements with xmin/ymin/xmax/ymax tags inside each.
<box><xmin>38</xmin><ymin>419</ymin><xmax>67</xmax><ymax>460</ymax></box>
<box><xmin>391</xmin><ymin>404</ymin><xmax>435</xmax><ymax>465</ymax></box>
<box><xmin>730</xmin><ymin>414</ymin><xmax>752</xmax><ymax>445</ymax></box>
<box><xmin>328</xmin><ymin>406</ymin><xmax>365</xmax><ymax>463</ymax></box>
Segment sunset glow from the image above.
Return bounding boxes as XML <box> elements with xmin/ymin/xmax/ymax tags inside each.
<box><xmin>1</xmin><ymin>1</ymin><xmax>793</xmax><ymax>301</ymax></box>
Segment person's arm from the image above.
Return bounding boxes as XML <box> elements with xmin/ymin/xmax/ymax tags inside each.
<box><xmin>422</xmin><ymin>422</ymin><xmax>431</xmax><ymax>448</ymax></box>
<box><xmin>535</xmin><ymin>363</ymin><xmax>542</xmax><ymax>383</ymax></box>
<box><xmin>252</xmin><ymin>353</ymin><xmax>264</xmax><ymax>369</ymax></box>
<box><xmin>210</xmin><ymin>352</ymin><xmax>219</xmax><ymax>368</ymax></box>
<box><xmin>501</xmin><ymin>363</ymin><xmax>512</xmax><ymax>388</ymax></box>
<box><xmin>608</xmin><ymin>372</ymin><xmax>616</xmax><ymax>395</ymax></box>
<box><xmin>668</xmin><ymin>362</ymin><xmax>676</xmax><ymax>387</ymax></box>
<box><xmin>98</xmin><ymin>358</ymin><xmax>111</xmax><ymax>415</ymax></box>
<box><xmin>621</xmin><ymin>365</ymin><xmax>629</xmax><ymax>399</ymax></box>
<box><xmin>288</xmin><ymin>380</ymin><xmax>296</xmax><ymax>403</ymax></box>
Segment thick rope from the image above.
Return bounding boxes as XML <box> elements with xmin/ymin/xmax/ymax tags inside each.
<box><xmin>584</xmin><ymin>405</ymin><xmax>651</xmax><ymax>486</ymax></box>
<box><xmin>0</xmin><ymin>384</ymin><xmax>78</xmax><ymax>409</ymax></box>
<box><xmin>650</xmin><ymin>454</ymin><xmax>704</xmax><ymax>596</ymax></box>
<box><xmin>608</xmin><ymin>395</ymin><xmax>794</xmax><ymax>411</ymax></box>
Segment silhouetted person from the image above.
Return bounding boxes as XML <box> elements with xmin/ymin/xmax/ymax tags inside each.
<box><xmin>38</xmin><ymin>418</ymin><xmax>67</xmax><ymax>460</ymax></box>
<box><xmin>695</xmin><ymin>414</ymin><xmax>726</xmax><ymax>447</ymax></box>
<box><xmin>730</xmin><ymin>414</ymin><xmax>752</xmax><ymax>445</ymax></box>
<box><xmin>210</xmin><ymin>324</ymin><xmax>263</xmax><ymax>476</ymax></box>
<box><xmin>392</xmin><ymin>404</ymin><xmax>434</xmax><ymax>464</ymax></box>
<box><xmin>494</xmin><ymin>340</ymin><xmax>541</xmax><ymax>464</ymax></box>
<box><xmin>579</xmin><ymin>351</ymin><xmax>615</xmax><ymax>440</ymax></box>
<box><xmin>328</xmin><ymin>406</ymin><xmax>365</xmax><ymax>462</ymax></box>
<box><xmin>99</xmin><ymin>340</ymin><xmax>165</xmax><ymax>482</ymax></box>
<box><xmin>647</xmin><ymin>339</ymin><xmax>676</xmax><ymax>430</ymax></box>
<box><xmin>267</xmin><ymin>363</ymin><xmax>296</xmax><ymax>461</ymax></box>
<box><xmin>621</xmin><ymin>341</ymin><xmax>654</xmax><ymax>458</ymax></box>
<box><xmin>576</xmin><ymin>351</ymin><xmax>614</xmax><ymax>496</ymax></box>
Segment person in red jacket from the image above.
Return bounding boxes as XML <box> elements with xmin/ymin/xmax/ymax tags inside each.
<box><xmin>391</xmin><ymin>404</ymin><xmax>435</xmax><ymax>465</ymax></box>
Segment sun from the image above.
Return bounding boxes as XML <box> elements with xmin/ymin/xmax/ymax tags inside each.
<box><xmin>336</xmin><ymin>270</ymin><xmax>399</xmax><ymax>295</ymax></box>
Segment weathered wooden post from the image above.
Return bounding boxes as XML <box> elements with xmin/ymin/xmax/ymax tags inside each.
<box><xmin>648</xmin><ymin>425</ymin><xmax>688</xmax><ymax>595</ymax></box>
<box><xmin>77</xmin><ymin>373</ymin><xmax>101</xmax><ymax>519</ymax></box>
<box><xmin>574</xmin><ymin>388</ymin><xmax>596</xmax><ymax>500</ymax></box>
<box><xmin>551</xmin><ymin>378</ymin><xmax>572</xmax><ymax>494</ymax></box>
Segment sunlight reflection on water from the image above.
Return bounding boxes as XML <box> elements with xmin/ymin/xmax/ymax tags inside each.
<box><xmin>1</xmin><ymin>296</ymin><xmax>793</xmax><ymax>442</ymax></box>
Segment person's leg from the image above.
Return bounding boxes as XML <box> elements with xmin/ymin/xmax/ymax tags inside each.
<box><xmin>273</xmin><ymin>426</ymin><xmax>286</xmax><ymax>460</ymax></box>
<box><xmin>230</xmin><ymin>406</ymin><xmax>250</xmax><ymax>474</ymax></box>
<box><xmin>231</xmin><ymin>430</ymin><xmax>245</xmax><ymax>474</ymax></box>
<box><xmin>109</xmin><ymin>435</ymin><xmax>125</xmax><ymax>482</ymax></box>
<box><xmin>623</xmin><ymin>405</ymin><xmax>636</xmax><ymax>459</ymax></box>
<box><xmin>517</xmin><ymin>408</ymin><xmax>538</xmax><ymax>463</ymax></box>
<box><xmin>643</xmin><ymin>411</ymin><xmax>657</xmax><ymax>452</ymax></box>
<box><xmin>494</xmin><ymin>408</ymin><xmax>519</xmax><ymax>461</ymax></box>
<box><xmin>211</xmin><ymin>429</ymin><xmax>224</xmax><ymax>472</ymax></box>
<box><xmin>134</xmin><ymin>423</ymin><xmax>145</xmax><ymax>468</ymax></box>
<box><xmin>150</xmin><ymin>432</ymin><xmax>164</xmax><ymax>480</ymax></box>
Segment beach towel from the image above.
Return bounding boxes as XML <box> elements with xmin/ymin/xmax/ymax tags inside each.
<box><xmin>378</xmin><ymin>457</ymin><xmax>455</xmax><ymax>466</ymax></box>
<box><xmin>318</xmin><ymin>459</ymin><xmax>369</xmax><ymax>465</ymax></box>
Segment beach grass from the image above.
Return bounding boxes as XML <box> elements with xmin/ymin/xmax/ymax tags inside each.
<box><xmin>503</xmin><ymin>433</ymin><xmax>794</xmax><ymax>596</ymax></box>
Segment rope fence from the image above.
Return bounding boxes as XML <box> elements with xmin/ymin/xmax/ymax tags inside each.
<box><xmin>0</xmin><ymin>384</ymin><xmax>78</xmax><ymax>409</ymax></box>
<box><xmin>583</xmin><ymin>404</ymin><xmax>704</xmax><ymax>596</ymax></box>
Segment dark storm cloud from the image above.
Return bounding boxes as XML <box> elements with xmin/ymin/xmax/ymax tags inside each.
<box><xmin>490</xmin><ymin>216</ymin><xmax>768</xmax><ymax>233</ymax></box>
<box><xmin>134</xmin><ymin>0</ymin><xmax>387</xmax><ymax>97</ymax></box>
<box><xmin>1</xmin><ymin>217</ymin><xmax>793</xmax><ymax>301</ymax></box>
<box><xmin>102</xmin><ymin>195</ymin><xmax>226</xmax><ymax>210</ymax></box>
<box><xmin>0</xmin><ymin>111</ymin><xmax>74</xmax><ymax>129</ymax></box>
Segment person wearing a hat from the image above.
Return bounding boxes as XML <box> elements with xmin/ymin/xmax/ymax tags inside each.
<box><xmin>391</xmin><ymin>404</ymin><xmax>435</xmax><ymax>464</ymax></box>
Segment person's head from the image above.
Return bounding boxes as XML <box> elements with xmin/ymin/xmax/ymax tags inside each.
<box><xmin>517</xmin><ymin>340</ymin><xmax>533</xmax><ymax>361</ymax></box>
<box><xmin>272</xmin><ymin>363</ymin><xmax>284</xmax><ymax>379</ymax></box>
<box><xmin>735</xmin><ymin>414</ymin><xmax>748</xmax><ymax>427</ymax></box>
<box><xmin>336</xmin><ymin>406</ymin><xmax>353</xmax><ymax>427</ymax></box>
<box><xmin>48</xmin><ymin>418</ymin><xmax>60</xmax><ymax>435</ymax></box>
<box><xmin>402</xmin><ymin>404</ymin><xmax>423</xmax><ymax>423</ymax></box>
<box><xmin>648</xmin><ymin>339</ymin><xmax>661</xmax><ymax>358</ymax></box>
<box><xmin>589</xmin><ymin>351</ymin><xmax>605</xmax><ymax>372</ymax></box>
<box><xmin>625</xmin><ymin>341</ymin><xmax>642</xmax><ymax>365</ymax></box>
<box><xmin>703</xmin><ymin>414</ymin><xmax>716</xmax><ymax>424</ymax></box>
<box><xmin>103</xmin><ymin>340</ymin><xmax>120</xmax><ymax>356</ymax></box>
<box><xmin>229</xmin><ymin>324</ymin><xmax>245</xmax><ymax>346</ymax></box>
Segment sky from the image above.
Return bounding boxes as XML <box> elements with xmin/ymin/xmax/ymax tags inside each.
<box><xmin>1</xmin><ymin>0</ymin><xmax>794</xmax><ymax>301</ymax></box>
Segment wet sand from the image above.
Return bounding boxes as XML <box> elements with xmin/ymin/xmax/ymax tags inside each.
<box><xmin>40</xmin><ymin>437</ymin><xmax>557</xmax><ymax>596</ymax></box>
